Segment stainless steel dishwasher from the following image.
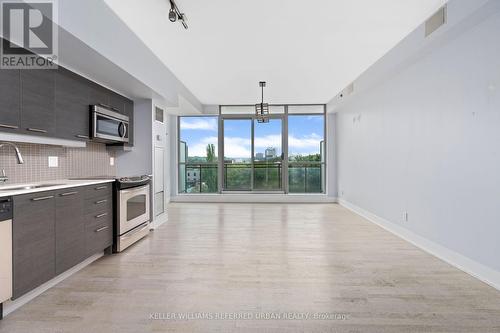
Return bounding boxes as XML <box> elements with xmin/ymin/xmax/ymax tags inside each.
<box><xmin>0</xmin><ymin>197</ymin><xmax>12</xmax><ymax>319</ymax></box>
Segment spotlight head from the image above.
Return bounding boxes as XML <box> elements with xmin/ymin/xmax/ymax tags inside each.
<box><xmin>169</xmin><ymin>8</ymin><xmax>177</xmax><ymax>22</ymax></box>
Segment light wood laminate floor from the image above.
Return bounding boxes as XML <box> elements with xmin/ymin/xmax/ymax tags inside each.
<box><xmin>1</xmin><ymin>203</ymin><xmax>499</xmax><ymax>333</ymax></box>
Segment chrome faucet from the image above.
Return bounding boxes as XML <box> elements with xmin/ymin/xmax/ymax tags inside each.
<box><xmin>0</xmin><ymin>142</ymin><xmax>24</xmax><ymax>183</ymax></box>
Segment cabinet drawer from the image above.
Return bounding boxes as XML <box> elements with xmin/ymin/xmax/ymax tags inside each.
<box><xmin>84</xmin><ymin>194</ymin><xmax>112</xmax><ymax>214</ymax></box>
<box><xmin>85</xmin><ymin>211</ymin><xmax>113</xmax><ymax>256</ymax></box>
<box><xmin>84</xmin><ymin>183</ymin><xmax>112</xmax><ymax>199</ymax></box>
<box><xmin>85</xmin><ymin>209</ymin><xmax>112</xmax><ymax>226</ymax></box>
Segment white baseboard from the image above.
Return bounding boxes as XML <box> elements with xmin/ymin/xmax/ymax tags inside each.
<box><xmin>171</xmin><ymin>194</ymin><xmax>338</xmax><ymax>204</ymax></box>
<box><xmin>3</xmin><ymin>253</ymin><xmax>103</xmax><ymax>317</ymax></box>
<box><xmin>150</xmin><ymin>215</ymin><xmax>168</xmax><ymax>230</ymax></box>
<box><xmin>338</xmin><ymin>199</ymin><xmax>500</xmax><ymax>291</ymax></box>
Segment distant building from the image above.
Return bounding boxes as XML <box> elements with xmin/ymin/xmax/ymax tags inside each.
<box><xmin>255</xmin><ymin>152</ymin><xmax>264</xmax><ymax>160</ymax></box>
<box><xmin>265</xmin><ymin>147</ymin><xmax>277</xmax><ymax>159</ymax></box>
<box><xmin>187</xmin><ymin>170</ymin><xmax>200</xmax><ymax>183</ymax></box>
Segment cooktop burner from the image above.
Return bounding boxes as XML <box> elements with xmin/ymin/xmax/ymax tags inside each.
<box><xmin>117</xmin><ymin>175</ymin><xmax>150</xmax><ymax>183</ymax></box>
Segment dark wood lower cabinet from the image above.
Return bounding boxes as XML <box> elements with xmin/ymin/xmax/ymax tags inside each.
<box><xmin>12</xmin><ymin>183</ymin><xmax>114</xmax><ymax>299</ymax></box>
<box><xmin>12</xmin><ymin>192</ymin><xmax>56</xmax><ymax>299</ymax></box>
<box><xmin>84</xmin><ymin>184</ymin><xmax>113</xmax><ymax>256</ymax></box>
<box><xmin>85</xmin><ymin>212</ymin><xmax>113</xmax><ymax>257</ymax></box>
<box><xmin>55</xmin><ymin>188</ymin><xmax>86</xmax><ymax>275</ymax></box>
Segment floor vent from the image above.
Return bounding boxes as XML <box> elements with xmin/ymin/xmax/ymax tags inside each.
<box><xmin>425</xmin><ymin>5</ymin><xmax>447</xmax><ymax>37</ymax></box>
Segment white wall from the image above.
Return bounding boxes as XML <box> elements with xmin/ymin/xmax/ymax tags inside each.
<box><xmin>115</xmin><ymin>100</ymin><xmax>153</xmax><ymax>176</ymax></box>
<box><xmin>336</xmin><ymin>1</ymin><xmax>500</xmax><ymax>286</ymax></box>
<box><xmin>168</xmin><ymin>115</ymin><xmax>179</xmax><ymax>197</ymax></box>
<box><xmin>326</xmin><ymin>113</ymin><xmax>337</xmax><ymax>198</ymax></box>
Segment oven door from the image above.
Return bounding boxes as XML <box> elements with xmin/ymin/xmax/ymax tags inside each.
<box><xmin>118</xmin><ymin>184</ymin><xmax>150</xmax><ymax>235</ymax></box>
<box><xmin>93</xmin><ymin>111</ymin><xmax>129</xmax><ymax>143</ymax></box>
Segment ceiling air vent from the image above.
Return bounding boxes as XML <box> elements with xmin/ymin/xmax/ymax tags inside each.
<box><xmin>425</xmin><ymin>5</ymin><xmax>447</xmax><ymax>37</ymax></box>
<box><xmin>155</xmin><ymin>107</ymin><xmax>164</xmax><ymax>123</ymax></box>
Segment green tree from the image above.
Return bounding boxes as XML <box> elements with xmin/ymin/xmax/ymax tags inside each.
<box><xmin>291</xmin><ymin>153</ymin><xmax>321</xmax><ymax>162</ymax></box>
<box><xmin>206</xmin><ymin>143</ymin><xmax>216</xmax><ymax>163</ymax></box>
<box><xmin>203</xmin><ymin>143</ymin><xmax>218</xmax><ymax>192</ymax></box>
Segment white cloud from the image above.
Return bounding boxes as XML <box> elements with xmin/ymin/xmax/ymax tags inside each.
<box><xmin>254</xmin><ymin>134</ymin><xmax>281</xmax><ymax>149</ymax></box>
<box><xmin>224</xmin><ymin>137</ymin><xmax>251</xmax><ymax>158</ymax></box>
<box><xmin>180</xmin><ymin>118</ymin><xmax>217</xmax><ymax>131</ymax></box>
<box><xmin>186</xmin><ymin>133</ymin><xmax>323</xmax><ymax>159</ymax></box>
<box><xmin>187</xmin><ymin>136</ymin><xmax>218</xmax><ymax>157</ymax></box>
<box><xmin>289</xmin><ymin>133</ymin><xmax>322</xmax><ymax>150</ymax></box>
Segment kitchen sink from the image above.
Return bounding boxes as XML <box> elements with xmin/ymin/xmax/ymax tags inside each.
<box><xmin>0</xmin><ymin>184</ymin><xmax>64</xmax><ymax>191</ymax></box>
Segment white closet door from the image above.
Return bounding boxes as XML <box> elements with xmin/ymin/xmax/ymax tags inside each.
<box><xmin>154</xmin><ymin>147</ymin><xmax>165</xmax><ymax>216</ymax></box>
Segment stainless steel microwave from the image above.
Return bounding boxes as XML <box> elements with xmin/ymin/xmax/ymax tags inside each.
<box><xmin>91</xmin><ymin>105</ymin><xmax>129</xmax><ymax>143</ymax></box>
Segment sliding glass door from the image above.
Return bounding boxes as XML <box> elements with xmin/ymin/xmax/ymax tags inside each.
<box><xmin>222</xmin><ymin>116</ymin><xmax>284</xmax><ymax>192</ymax></box>
<box><xmin>223</xmin><ymin>118</ymin><xmax>252</xmax><ymax>190</ymax></box>
<box><xmin>253</xmin><ymin>118</ymin><xmax>283</xmax><ymax>191</ymax></box>
<box><xmin>178</xmin><ymin>105</ymin><xmax>326</xmax><ymax>194</ymax></box>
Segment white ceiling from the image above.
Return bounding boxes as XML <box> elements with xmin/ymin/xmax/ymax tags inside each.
<box><xmin>104</xmin><ymin>0</ymin><xmax>447</xmax><ymax>105</ymax></box>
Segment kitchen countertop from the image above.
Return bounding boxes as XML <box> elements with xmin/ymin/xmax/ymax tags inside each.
<box><xmin>0</xmin><ymin>178</ymin><xmax>116</xmax><ymax>197</ymax></box>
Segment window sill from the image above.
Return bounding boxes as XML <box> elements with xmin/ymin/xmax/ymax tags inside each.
<box><xmin>171</xmin><ymin>193</ymin><xmax>336</xmax><ymax>203</ymax></box>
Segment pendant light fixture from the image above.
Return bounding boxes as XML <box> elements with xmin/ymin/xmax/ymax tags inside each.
<box><xmin>255</xmin><ymin>81</ymin><xmax>269</xmax><ymax>123</ymax></box>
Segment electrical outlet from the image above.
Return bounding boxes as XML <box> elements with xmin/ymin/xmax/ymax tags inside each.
<box><xmin>48</xmin><ymin>156</ymin><xmax>58</xmax><ymax>168</ymax></box>
<box><xmin>109</xmin><ymin>157</ymin><xmax>115</xmax><ymax>166</ymax></box>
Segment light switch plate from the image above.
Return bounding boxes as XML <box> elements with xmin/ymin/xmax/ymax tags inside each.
<box><xmin>110</xmin><ymin>157</ymin><xmax>115</xmax><ymax>166</ymax></box>
<box><xmin>48</xmin><ymin>156</ymin><xmax>58</xmax><ymax>168</ymax></box>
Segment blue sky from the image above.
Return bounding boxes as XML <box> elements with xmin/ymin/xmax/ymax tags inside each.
<box><xmin>180</xmin><ymin>115</ymin><xmax>324</xmax><ymax>159</ymax></box>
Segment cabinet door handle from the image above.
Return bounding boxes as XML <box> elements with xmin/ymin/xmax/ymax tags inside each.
<box><xmin>95</xmin><ymin>199</ymin><xmax>107</xmax><ymax>204</ymax></box>
<box><xmin>27</xmin><ymin>128</ymin><xmax>48</xmax><ymax>133</ymax></box>
<box><xmin>32</xmin><ymin>195</ymin><xmax>54</xmax><ymax>201</ymax></box>
<box><xmin>95</xmin><ymin>213</ymin><xmax>108</xmax><ymax>218</ymax></box>
<box><xmin>95</xmin><ymin>186</ymin><xmax>107</xmax><ymax>190</ymax></box>
<box><xmin>60</xmin><ymin>191</ymin><xmax>78</xmax><ymax>196</ymax></box>
<box><xmin>0</xmin><ymin>123</ymin><xmax>19</xmax><ymax>129</ymax></box>
<box><xmin>95</xmin><ymin>226</ymin><xmax>108</xmax><ymax>232</ymax></box>
<box><xmin>75</xmin><ymin>134</ymin><xmax>89</xmax><ymax>139</ymax></box>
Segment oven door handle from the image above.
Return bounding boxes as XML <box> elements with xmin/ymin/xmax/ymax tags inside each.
<box><xmin>120</xmin><ymin>185</ymin><xmax>149</xmax><ymax>195</ymax></box>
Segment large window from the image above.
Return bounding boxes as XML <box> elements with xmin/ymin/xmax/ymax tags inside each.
<box><xmin>288</xmin><ymin>113</ymin><xmax>325</xmax><ymax>193</ymax></box>
<box><xmin>178</xmin><ymin>116</ymin><xmax>218</xmax><ymax>193</ymax></box>
<box><xmin>178</xmin><ymin>105</ymin><xmax>325</xmax><ymax>194</ymax></box>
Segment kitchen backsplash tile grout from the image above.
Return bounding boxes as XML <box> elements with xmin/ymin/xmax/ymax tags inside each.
<box><xmin>0</xmin><ymin>142</ymin><xmax>116</xmax><ymax>184</ymax></box>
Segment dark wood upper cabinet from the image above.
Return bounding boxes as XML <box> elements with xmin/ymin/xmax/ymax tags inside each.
<box><xmin>20</xmin><ymin>69</ymin><xmax>56</xmax><ymax>136</ymax></box>
<box><xmin>109</xmin><ymin>91</ymin><xmax>125</xmax><ymax>114</ymax></box>
<box><xmin>12</xmin><ymin>191</ymin><xmax>56</xmax><ymax>299</ymax></box>
<box><xmin>0</xmin><ymin>68</ymin><xmax>21</xmax><ymax>132</ymax></box>
<box><xmin>89</xmin><ymin>83</ymin><xmax>110</xmax><ymax>107</ymax></box>
<box><xmin>0</xmin><ymin>38</ymin><xmax>134</xmax><ymax>146</ymax></box>
<box><xmin>124</xmin><ymin>98</ymin><xmax>134</xmax><ymax>145</ymax></box>
<box><xmin>55</xmin><ymin>68</ymin><xmax>90</xmax><ymax>140</ymax></box>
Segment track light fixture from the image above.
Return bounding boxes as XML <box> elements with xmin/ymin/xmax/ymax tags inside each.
<box><xmin>168</xmin><ymin>0</ymin><xmax>188</xmax><ymax>29</ymax></box>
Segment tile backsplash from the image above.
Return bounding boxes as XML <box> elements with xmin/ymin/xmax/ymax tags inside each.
<box><xmin>0</xmin><ymin>142</ymin><xmax>116</xmax><ymax>184</ymax></box>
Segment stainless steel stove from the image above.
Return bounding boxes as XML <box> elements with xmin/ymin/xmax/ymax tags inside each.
<box><xmin>114</xmin><ymin>175</ymin><xmax>151</xmax><ymax>252</ymax></box>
